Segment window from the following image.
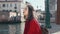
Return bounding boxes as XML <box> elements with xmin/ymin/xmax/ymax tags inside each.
<box><xmin>2</xmin><ymin>4</ymin><xmax>5</xmax><ymax>7</ymax></box>
<box><xmin>15</xmin><ymin>4</ymin><xmax>17</xmax><ymax>7</ymax></box>
<box><xmin>14</xmin><ymin>4</ymin><xmax>17</xmax><ymax>9</ymax></box>
<box><xmin>10</xmin><ymin>10</ymin><xmax>12</xmax><ymax>12</ymax></box>
<box><xmin>6</xmin><ymin>10</ymin><xmax>8</xmax><ymax>12</ymax></box>
<box><xmin>2</xmin><ymin>10</ymin><xmax>9</xmax><ymax>12</ymax></box>
<box><xmin>7</xmin><ymin>4</ymin><xmax>8</xmax><ymax>7</ymax></box>
<box><xmin>14</xmin><ymin>7</ymin><xmax>17</xmax><ymax>9</ymax></box>
<box><xmin>10</xmin><ymin>4</ymin><xmax>12</xmax><ymax>7</ymax></box>
<box><xmin>2</xmin><ymin>10</ymin><xmax>5</xmax><ymax>11</ymax></box>
<box><xmin>14</xmin><ymin>10</ymin><xmax>17</xmax><ymax>12</ymax></box>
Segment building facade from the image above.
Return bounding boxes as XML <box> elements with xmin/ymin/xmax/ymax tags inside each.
<box><xmin>0</xmin><ymin>0</ymin><xmax>23</xmax><ymax>34</ymax></box>
<box><xmin>49</xmin><ymin>0</ymin><xmax>57</xmax><ymax>23</ymax></box>
<box><xmin>0</xmin><ymin>1</ymin><xmax>21</xmax><ymax>22</ymax></box>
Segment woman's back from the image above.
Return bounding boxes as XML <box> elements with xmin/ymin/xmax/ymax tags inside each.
<box><xmin>24</xmin><ymin>18</ymin><xmax>42</xmax><ymax>34</ymax></box>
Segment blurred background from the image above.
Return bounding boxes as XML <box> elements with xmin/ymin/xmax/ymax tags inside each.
<box><xmin>0</xmin><ymin>0</ymin><xmax>60</xmax><ymax>34</ymax></box>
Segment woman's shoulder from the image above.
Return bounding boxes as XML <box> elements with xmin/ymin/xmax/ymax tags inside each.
<box><xmin>30</xmin><ymin>18</ymin><xmax>37</xmax><ymax>23</ymax></box>
<box><xmin>30</xmin><ymin>18</ymin><xmax>40</xmax><ymax>25</ymax></box>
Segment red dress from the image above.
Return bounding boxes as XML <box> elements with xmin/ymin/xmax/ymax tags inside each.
<box><xmin>24</xmin><ymin>18</ymin><xmax>42</xmax><ymax>34</ymax></box>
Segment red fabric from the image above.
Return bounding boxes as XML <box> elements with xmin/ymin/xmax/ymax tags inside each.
<box><xmin>24</xmin><ymin>18</ymin><xmax>42</xmax><ymax>34</ymax></box>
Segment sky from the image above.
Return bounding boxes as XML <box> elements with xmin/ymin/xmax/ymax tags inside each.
<box><xmin>24</xmin><ymin>0</ymin><xmax>45</xmax><ymax>11</ymax></box>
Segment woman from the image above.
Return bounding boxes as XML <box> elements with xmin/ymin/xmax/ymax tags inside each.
<box><xmin>23</xmin><ymin>5</ymin><xmax>42</xmax><ymax>34</ymax></box>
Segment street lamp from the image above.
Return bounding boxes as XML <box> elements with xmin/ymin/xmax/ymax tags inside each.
<box><xmin>45</xmin><ymin>0</ymin><xmax>51</xmax><ymax>28</ymax></box>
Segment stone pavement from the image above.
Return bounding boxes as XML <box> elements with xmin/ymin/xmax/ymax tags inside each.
<box><xmin>48</xmin><ymin>23</ymin><xmax>60</xmax><ymax>34</ymax></box>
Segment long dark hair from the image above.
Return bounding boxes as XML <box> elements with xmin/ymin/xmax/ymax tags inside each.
<box><xmin>27</xmin><ymin>5</ymin><xmax>34</xmax><ymax>21</ymax></box>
